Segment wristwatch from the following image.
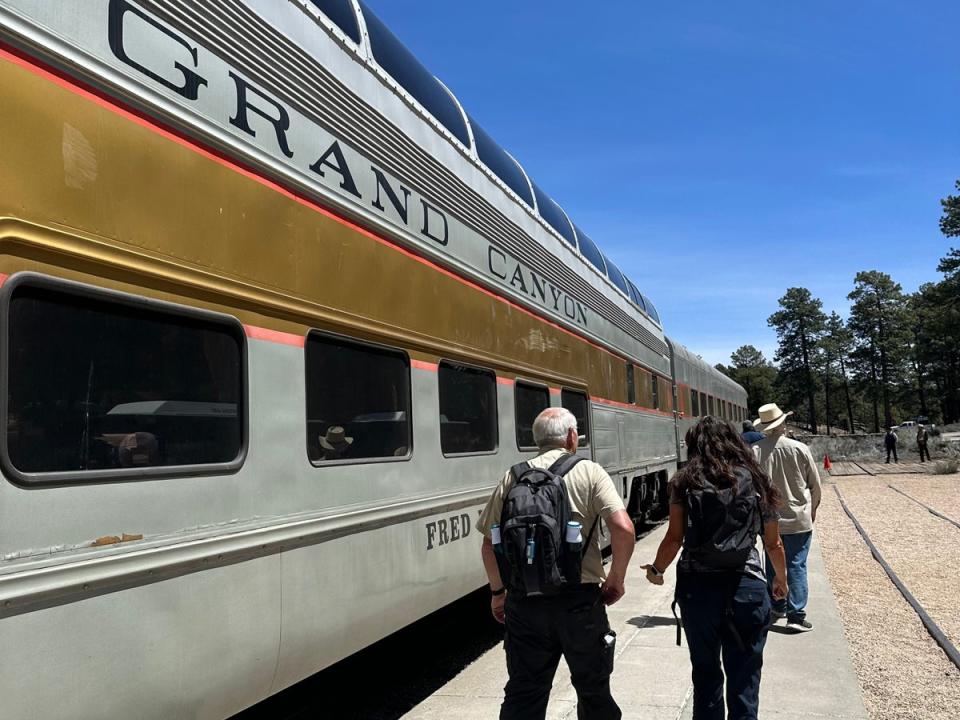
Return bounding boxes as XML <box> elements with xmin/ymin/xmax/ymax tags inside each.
<box><xmin>491</xmin><ymin>586</ymin><xmax>506</xmax><ymax>596</ymax></box>
<box><xmin>648</xmin><ymin>565</ymin><xmax>663</xmax><ymax>577</ymax></box>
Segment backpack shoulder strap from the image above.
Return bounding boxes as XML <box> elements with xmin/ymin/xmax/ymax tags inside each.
<box><xmin>509</xmin><ymin>461</ymin><xmax>531</xmax><ymax>482</ymax></box>
<box><xmin>546</xmin><ymin>453</ymin><xmax>584</xmax><ymax>478</ymax></box>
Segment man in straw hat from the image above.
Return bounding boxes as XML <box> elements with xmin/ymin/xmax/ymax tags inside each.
<box><xmin>753</xmin><ymin>403</ymin><xmax>822</xmax><ymax>633</ymax></box>
<box><xmin>319</xmin><ymin>425</ymin><xmax>354</xmax><ymax>460</ymax></box>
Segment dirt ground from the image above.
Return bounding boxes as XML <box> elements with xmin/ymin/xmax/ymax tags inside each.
<box><xmin>817</xmin><ymin>472</ymin><xmax>960</xmax><ymax>720</ymax></box>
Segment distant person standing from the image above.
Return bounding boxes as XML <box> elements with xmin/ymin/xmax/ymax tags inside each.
<box><xmin>884</xmin><ymin>427</ymin><xmax>899</xmax><ymax>464</ymax></box>
<box><xmin>753</xmin><ymin>403</ymin><xmax>821</xmax><ymax>633</ymax></box>
<box><xmin>916</xmin><ymin>425</ymin><xmax>930</xmax><ymax>462</ymax></box>
<box><xmin>741</xmin><ymin>420</ymin><xmax>764</xmax><ymax>445</ymax></box>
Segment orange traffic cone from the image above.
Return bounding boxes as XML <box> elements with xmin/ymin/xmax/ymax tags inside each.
<box><xmin>823</xmin><ymin>454</ymin><xmax>832</xmax><ymax>470</ymax></box>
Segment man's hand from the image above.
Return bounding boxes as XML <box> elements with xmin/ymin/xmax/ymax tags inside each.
<box><xmin>641</xmin><ymin>564</ymin><xmax>665</xmax><ymax>586</ymax></box>
<box><xmin>601</xmin><ymin>572</ymin><xmax>626</xmax><ymax>606</ymax></box>
<box><xmin>491</xmin><ymin>593</ymin><xmax>506</xmax><ymax>623</ymax></box>
<box><xmin>773</xmin><ymin>576</ymin><xmax>788</xmax><ymax>601</ymax></box>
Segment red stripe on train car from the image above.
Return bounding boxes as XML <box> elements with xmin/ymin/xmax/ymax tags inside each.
<box><xmin>243</xmin><ymin>325</ymin><xmax>305</xmax><ymax>347</ymax></box>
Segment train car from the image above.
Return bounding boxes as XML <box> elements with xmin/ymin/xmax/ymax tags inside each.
<box><xmin>0</xmin><ymin>1</ymin><xmax>747</xmax><ymax>717</ymax></box>
<box><xmin>669</xmin><ymin>339</ymin><xmax>749</xmax><ymax>463</ymax></box>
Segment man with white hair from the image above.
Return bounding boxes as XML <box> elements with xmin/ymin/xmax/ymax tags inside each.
<box><xmin>477</xmin><ymin>406</ymin><xmax>635</xmax><ymax>720</ymax></box>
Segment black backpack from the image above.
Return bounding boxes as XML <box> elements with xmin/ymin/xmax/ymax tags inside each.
<box><xmin>495</xmin><ymin>453</ymin><xmax>598</xmax><ymax>597</ymax></box>
<box><xmin>682</xmin><ymin>468</ymin><xmax>762</xmax><ymax>571</ymax></box>
<box><xmin>671</xmin><ymin>468</ymin><xmax>764</xmax><ymax>648</ymax></box>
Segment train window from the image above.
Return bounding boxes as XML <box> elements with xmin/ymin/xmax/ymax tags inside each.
<box><xmin>604</xmin><ymin>256</ymin><xmax>630</xmax><ymax>296</ymax></box>
<box><xmin>361</xmin><ymin>3</ymin><xmax>471</xmax><ymax>147</ymax></box>
<box><xmin>439</xmin><ymin>361</ymin><xmax>498</xmax><ymax>454</ymax></box>
<box><xmin>700</xmin><ymin>392</ymin><xmax>707</xmax><ymax>416</ymax></box>
<box><xmin>305</xmin><ymin>332</ymin><xmax>410</xmax><ymax>463</ymax></box>
<box><xmin>561</xmin><ymin>389</ymin><xmax>590</xmax><ymax>446</ymax></box>
<box><xmin>515</xmin><ymin>381</ymin><xmax>550</xmax><ymax>449</ymax></box>
<box><xmin>661</xmin><ymin>377</ymin><xmax>675</xmax><ymax>413</ymax></box>
<box><xmin>690</xmin><ymin>389</ymin><xmax>699</xmax><ymax>416</ymax></box>
<box><xmin>626</xmin><ymin>364</ymin><xmax>636</xmax><ymax>405</ymax></box>
<box><xmin>708</xmin><ymin>395</ymin><xmax>715</xmax><ymax>416</ymax></box>
<box><xmin>626</xmin><ymin>280</ymin><xmax>647</xmax><ymax>312</ymax></box>
<box><xmin>307</xmin><ymin>0</ymin><xmax>361</xmax><ymax>43</ymax></box>
<box><xmin>533</xmin><ymin>183</ymin><xmax>577</xmax><ymax>247</ymax></box>
<box><xmin>4</xmin><ymin>279</ymin><xmax>244</xmax><ymax>481</ymax></box>
<box><xmin>572</xmin><ymin>225</ymin><xmax>606</xmax><ymax>274</ymax></box>
<box><xmin>650</xmin><ymin>374</ymin><xmax>660</xmax><ymax>411</ymax></box>
<box><xmin>641</xmin><ymin>294</ymin><xmax>661</xmax><ymax>325</ymax></box>
<box><xmin>470</xmin><ymin>118</ymin><xmax>534</xmax><ymax>207</ymax></box>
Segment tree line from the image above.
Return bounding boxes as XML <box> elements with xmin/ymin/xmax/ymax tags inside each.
<box><xmin>716</xmin><ymin>179</ymin><xmax>960</xmax><ymax>433</ymax></box>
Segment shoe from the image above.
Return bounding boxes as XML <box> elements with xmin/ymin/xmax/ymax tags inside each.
<box><xmin>786</xmin><ymin>619</ymin><xmax>813</xmax><ymax>633</ymax></box>
<box><xmin>771</xmin><ymin>610</ymin><xmax>786</xmax><ymax>621</ymax></box>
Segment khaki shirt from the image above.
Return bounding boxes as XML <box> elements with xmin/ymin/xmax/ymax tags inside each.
<box><xmin>754</xmin><ymin>435</ymin><xmax>822</xmax><ymax>534</ymax></box>
<box><xmin>475</xmin><ymin>448</ymin><xmax>625</xmax><ymax>584</ymax></box>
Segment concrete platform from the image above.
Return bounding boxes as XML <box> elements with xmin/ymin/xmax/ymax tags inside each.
<box><xmin>402</xmin><ymin>525</ymin><xmax>868</xmax><ymax>720</ymax></box>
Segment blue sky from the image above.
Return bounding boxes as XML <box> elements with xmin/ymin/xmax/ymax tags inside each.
<box><xmin>366</xmin><ymin>1</ymin><xmax>959</xmax><ymax>366</ymax></box>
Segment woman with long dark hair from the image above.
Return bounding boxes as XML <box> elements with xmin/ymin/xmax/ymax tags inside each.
<box><xmin>643</xmin><ymin>416</ymin><xmax>788</xmax><ymax>720</ymax></box>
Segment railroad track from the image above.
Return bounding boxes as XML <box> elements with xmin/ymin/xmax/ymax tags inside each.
<box><xmin>833</xmin><ymin>484</ymin><xmax>960</xmax><ymax>671</ymax></box>
<box><xmin>887</xmin><ymin>484</ymin><xmax>960</xmax><ymax>530</ymax></box>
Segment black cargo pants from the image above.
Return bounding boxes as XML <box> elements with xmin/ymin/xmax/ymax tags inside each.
<box><xmin>500</xmin><ymin>585</ymin><xmax>620</xmax><ymax>720</ymax></box>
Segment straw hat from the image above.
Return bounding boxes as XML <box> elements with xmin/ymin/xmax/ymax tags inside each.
<box><xmin>319</xmin><ymin>425</ymin><xmax>354</xmax><ymax>450</ymax></box>
<box><xmin>753</xmin><ymin>403</ymin><xmax>793</xmax><ymax>432</ymax></box>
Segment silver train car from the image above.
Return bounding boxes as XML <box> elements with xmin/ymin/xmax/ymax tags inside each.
<box><xmin>0</xmin><ymin>1</ymin><xmax>746</xmax><ymax>717</ymax></box>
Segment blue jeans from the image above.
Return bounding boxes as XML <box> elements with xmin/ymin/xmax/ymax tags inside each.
<box><xmin>766</xmin><ymin>531</ymin><xmax>812</xmax><ymax>622</ymax></box>
<box><xmin>676</xmin><ymin>573</ymin><xmax>771</xmax><ymax>720</ymax></box>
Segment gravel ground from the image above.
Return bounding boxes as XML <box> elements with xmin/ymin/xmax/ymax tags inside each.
<box><xmin>817</xmin><ymin>474</ymin><xmax>960</xmax><ymax>720</ymax></box>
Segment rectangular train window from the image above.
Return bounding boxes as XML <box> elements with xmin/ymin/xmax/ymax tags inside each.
<box><xmin>561</xmin><ymin>389</ymin><xmax>590</xmax><ymax>446</ymax></box>
<box><xmin>708</xmin><ymin>395</ymin><xmax>715</xmax><ymax>416</ymax></box>
<box><xmin>626</xmin><ymin>363</ymin><xmax>636</xmax><ymax>405</ymax></box>
<box><xmin>439</xmin><ymin>361</ymin><xmax>497</xmax><ymax>455</ymax></box>
<box><xmin>650</xmin><ymin>374</ymin><xmax>659</xmax><ymax>410</ymax></box>
<box><xmin>4</xmin><ymin>279</ymin><xmax>244</xmax><ymax>480</ymax></box>
<box><xmin>515</xmin><ymin>381</ymin><xmax>549</xmax><ymax>449</ymax></box>
<box><xmin>306</xmin><ymin>332</ymin><xmax>411</xmax><ymax>463</ymax></box>
<box><xmin>700</xmin><ymin>392</ymin><xmax>707</xmax><ymax>417</ymax></box>
<box><xmin>691</xmin><ymin>389</ymin><xmax>699</xmax><ymax>416</ymax></box>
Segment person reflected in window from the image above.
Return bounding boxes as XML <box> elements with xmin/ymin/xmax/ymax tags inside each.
<box><xmin>319</xmin><ymin>426</ymin><xmax>354</xmax><ymax>460</ymax></box>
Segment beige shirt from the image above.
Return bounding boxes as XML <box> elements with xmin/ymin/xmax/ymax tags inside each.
<box><xmin>754</xmin><ymin>434</ymin><xmax>822</xmax><ymax>534</ymax></box>
<box><xmin>476</xmin><ymin>448</ymin><xmax>625</xmax><ymax>584</ymax></box>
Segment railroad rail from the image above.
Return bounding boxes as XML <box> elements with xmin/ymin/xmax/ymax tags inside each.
<box><xmin>887</xmin><ymin>485</ymin><xmax>960</xmax><ymax>531</ymax></box>
<box><xmin>833</xmin><ymin>485</ymin><xmax>960</xmax><ymax>671</ymax></box>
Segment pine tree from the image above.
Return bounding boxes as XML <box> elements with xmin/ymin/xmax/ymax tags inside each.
<box><xmin>768</xmin><ymin>289</ymin><xmax>826</xmax><ymax>433</ymax></box>
<box><xmin>847</xmin><ymin>271</ymin><xmax>909</xmax><ymax>429</ymax></box>
<box><xmin>727</xmin><ymin>345</ymin><xmax>778</xmax><ymax>417</ymax></box>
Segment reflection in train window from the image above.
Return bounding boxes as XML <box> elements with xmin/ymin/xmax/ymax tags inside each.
<box><xmin>561</xmin><ymin>389</ymin><xmax>590</xmax><ymax>446</ymax></box>
<box><xmin>305</xmin><ymin>332</ymin><xmax>411</xmax><ymax>463</ymax></box>
<box><xmin>470</xmin><ymin>118</ymin><xmax>534</xmax><ymax>207</ymax></box>
<box><xmin>651</xmin><ymin>374</ymin><xmax>660</xmax><ymax>411</ymax></box>
<box><xmin>307</xmin><ymin>0</ymin><xmax>361</xmax><ymax>43</ymax></box>
<box><xmin>708</xmin><ymin>395</ymin><xmax>715</xmax><ymax>416</ymax></box>
<box><xmin>6</xmin><ymin>283</ymin><xmax>243</xmax><ymax>475</ymax></box>
<box><xmin>700</xmin><ymin>392</ymin><xmax>707</xmax><ymax>418</ymax></box>
<box><xmin>626</xmin><ymin>364</ymin><xmax>636</xmax><ymax>405</ymax></box>
<box><xmin>515</xmin><ymin>381</ymin><xmax>549</xmax><ymax>449</ymax></box>
<box><xmin>691</xmin><ymin>389</ymin><xmax>699</xmax><ymax>416</ymax></box>
<box><xmin>572</xmin><ymin>226</ymin><xmax>606</xmax><ymax>275</ymax></box>
<box><xmin>439</xmin><ymin>362</ymin><xmax>498</xmax><ymax>455</ymax></box>
<box><xmin>533</xmin><ymin>183</ymin><xmax>577</xmax><ymax>247</ymax></box>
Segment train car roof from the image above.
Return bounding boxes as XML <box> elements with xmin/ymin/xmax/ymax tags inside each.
<box><xmin>306</xmin><ymin>0</ymin><xmax>659</xmax><ymax>326</ymax></box>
